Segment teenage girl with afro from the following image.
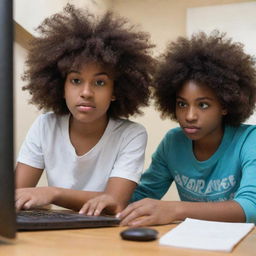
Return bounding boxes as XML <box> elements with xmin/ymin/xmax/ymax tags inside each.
<box><xmin>15</xmin><ymin>4</ymin><xmax>155</xmax><ymax>216</ymax></box>
<box><xmin>118</xmin><ymin>31</ymin><xmax>256</xmax><ymax>226</ymax></box>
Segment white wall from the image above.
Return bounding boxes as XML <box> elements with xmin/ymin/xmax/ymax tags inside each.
<box><xmin>14</xmin><ymin>0</ymin><xmax>69</xmax><ymax>35</ymax></box>
<box><xmin>187</xmin><ymin>2</ymin><xmax>256</xmax><ymax>56</ymax></box>
<box><xmin>187</xmin><ymin>1</ymin><xmax>256</xmax><ymax>124</ymax></box>
<box><xmin>14</xmin><ymin>0</ymin><xmax>112</xmax><ymax>36</ymax></box>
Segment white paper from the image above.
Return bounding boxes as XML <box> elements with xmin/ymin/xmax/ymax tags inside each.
<box><xmin>159</xmin><ymin>218</ymin><xmax>254</xmax><ymax>252</ymax></box>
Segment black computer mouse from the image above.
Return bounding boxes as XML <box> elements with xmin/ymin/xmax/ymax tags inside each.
<box><xmin>120</xmin><ymin>227</ymin><xmax>158</xmax><ymax>241</ymax></box>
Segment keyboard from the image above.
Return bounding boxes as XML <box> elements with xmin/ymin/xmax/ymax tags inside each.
<box><xmin>17</xmin><ymin>209</ymin><xmax>120</xmax><ymax>230</ymax></box>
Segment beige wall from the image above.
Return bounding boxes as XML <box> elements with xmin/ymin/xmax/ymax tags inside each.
<box><xmin>14</xmin><ymin>0</ymin><xmax>254</xmax><ymax>197</ymax></box>
<box><xmin>14</xmin><ymin>0</ymin><xmax>112</xmax><ymax>36</ymax></box>
<box><xmin>14</xmin><ymin>24</ymin><xmax>38</xmax><ymax>160</ymax></box>
<box><xmin>111</xmin><ymin>0</ymin><xmax>254</xmax><ymax>53</ymax></box>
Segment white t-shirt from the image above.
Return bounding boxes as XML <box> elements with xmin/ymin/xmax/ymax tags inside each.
<box><xmin>17</xmin><ymin>112</ymin><xmax>147</xmax><ymax>191</ymax></box>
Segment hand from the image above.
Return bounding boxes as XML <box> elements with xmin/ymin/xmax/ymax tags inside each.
<box><xmin>79</xmin><ymin>194</ymin><xmax>121</xmax><ymax>216</ymax></box>
<box><xmin>117</xmin><ymin>198</ymin><xmax>178</xmax><ymax>227</ymax></box>
<box><xmin>15</xmin><ymin>187</ymin><xmax>57</xmax><ymax>211</ymax></box>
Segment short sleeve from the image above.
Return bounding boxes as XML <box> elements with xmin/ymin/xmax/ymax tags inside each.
<box><xmin>109</xmin><ymin>124</ymin><xmax>147</xmax><ymax>183</ymax></box>
<box><xmin>17</xmin><ymin>115</ymin><xmax>45</xmax><ymax>169</ymax></box>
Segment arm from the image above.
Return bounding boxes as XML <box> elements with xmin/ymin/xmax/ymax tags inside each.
<box><xmin>17</xmin><ymin>176</ymin><xmax>136</xmax><ymax>212</ymax></box>
<box><xmin>232</xmin><ymin>128</ymin><xmax>256</xmax><ymax>223</ymax></box>
<box><xmin>16</xmin><ymin>171</ymin><xmax>136</xmax><ymax>213</ymax></box>
<box><xmin>15</xmin><ymin>162</ymin><xmax>45</xmax><ymax>210</ymax></box>
<box><xmin>118</xmin><ymin>199</ymin><xmax>245</xmax><ymax>227</ymax></box>
<box><xmin>15</xmin><ymin>162</ymin><xmax>102</xmax><ymax>211</ymax></box>
<box><xmin>79</xmin><ymin>177</ymin><xmax>137</xmax><ymax>215</ymax></box>
<box><xmin>16</xmin><ymin>162</ymin><xmax>43</xmax><ymax>188</ymax></box>
<box><xmin>15</xmin><ymin>161</ymin><xmax>138</xmax><ymax>212</ymax></box>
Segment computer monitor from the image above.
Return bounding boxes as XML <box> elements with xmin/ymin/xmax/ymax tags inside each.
<box><xmin>0</xmin><ymin>0</ymin><xmax>16</xmax><ymax>240</ymax></box>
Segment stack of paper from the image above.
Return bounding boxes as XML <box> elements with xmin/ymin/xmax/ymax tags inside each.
<box><xmin>159</xmin><ymin>218</ymin><xmax>254</xmax><ymax>252</ymax></box>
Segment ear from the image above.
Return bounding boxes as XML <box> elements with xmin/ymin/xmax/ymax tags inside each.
<box><xmin>111</xmin><ymin>95</ymin><xmax>116</xmax><ymax>101</ymax></box>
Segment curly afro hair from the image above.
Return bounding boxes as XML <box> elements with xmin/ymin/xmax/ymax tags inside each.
<box><xmin>153</xmin><ymin>31</ymin><xmax>256</xmax><ymax>126</ymax></box>
<box><xmin>22</xmin><ymin>4</ymin><xmax>156</xmax><ymax>118</ymax></box>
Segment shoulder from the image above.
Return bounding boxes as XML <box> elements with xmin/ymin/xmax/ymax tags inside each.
<box><xmin>228</xmin><ymin>124</ymin><xmax>256</xmax><ymax>140</ymax></box>
<box><xmin>227</xmin><ymin>124</ymin><xmax>256</xmax><ymax>153</ymax></box>
<box><xmin>107</xmin><ymin>118</ymin><xmax>147</xmax><ymax>147</ymax></box>
<box><xmin>154</xmin><ymin>126</ymin><xmax>185</xmax><ymax>154</ymax></box>
<box><xmin>32</xmin><ymin>112</ymin><xmax>69</xmax><ymax>131</ymax></box>
<box><xmin>35</xmin><ymin>112</ymin><xmax>57</xmax><ymax>123</ymax></box>
<box><xmin>238</xmin><ymin>124</ymin><xmax>256</xmax><ymax>133</ymax></box>
<box><xmin>164</xmin><ymin>126</ymin><xmax>185</xmax><ymax>142</ymax></box>
<box><xmin>109</xmin><ymin>118</ymin><xmax>147</xmax><ymax>135</ymax></box>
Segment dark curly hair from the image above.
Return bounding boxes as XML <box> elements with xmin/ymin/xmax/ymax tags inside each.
<box><xmin>22</xmin><ymin>4</ymin><xmax>155</xmax><ymax>118</ymax></box>
<box><xmin>153</xmin><ymin>31</ymin><xmax>256</xmax><ymax>126</ymax></box>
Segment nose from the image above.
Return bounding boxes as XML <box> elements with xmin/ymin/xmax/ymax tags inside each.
<box><xmin>185</xmin><ymin>107</ymin><xmax>198</xmax><ymax>122</ymax></box>
<box><xmin>80</xmin><ymin>83</ymin><xmax>94</xmax><ymax>98</ymax></box>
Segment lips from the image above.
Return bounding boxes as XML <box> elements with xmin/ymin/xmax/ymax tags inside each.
<box><xmin>183</xmin><ymin>126</ymin><xmax>200</xmax><ymax>134</ymax></box>
<box><xmin>76</xmin><ymin>102</ymin><xmax>96</xmax><ymax>111</ymax></box>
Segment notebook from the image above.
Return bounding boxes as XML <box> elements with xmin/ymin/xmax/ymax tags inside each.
<box><xmin>17</xmin><ymin>208</ymin><xmax>120</xmax><ymax>230</ymax></box>
<box><xmin>159</xmin><ymin>218</ymin><xmax>255</xmax><ymax>252</ymax></box>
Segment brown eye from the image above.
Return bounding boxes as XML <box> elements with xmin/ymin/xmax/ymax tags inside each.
<box><xmin>71</xmin><ymin>78</ymin><xmax>81</xmax><ymax>85</ymax></box>
<box><xmin>177</xmin><ymin>101</ymin><xmax>187</xmax><ymax>108</ymax></box>
<box><xmin>95</xmin><ymin>80</ymin><xmax>105</xmax><ymax>86</ymax></box>
<box><xmin>199</xmin><ymin>102</ymin><xmax>209</xmax><ymax>109</ymax></box>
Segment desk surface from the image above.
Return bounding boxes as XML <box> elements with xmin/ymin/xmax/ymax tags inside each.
<box><xmin>1</xmin><ymin>224</ymin><xmax>256</xmax><ymax>256</ymax></box>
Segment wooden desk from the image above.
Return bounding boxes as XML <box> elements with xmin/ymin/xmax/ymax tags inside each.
<box><xmin>1</xmin><ymin>224</ymin><xmax>255</xmax><ymax>256</ymax></box>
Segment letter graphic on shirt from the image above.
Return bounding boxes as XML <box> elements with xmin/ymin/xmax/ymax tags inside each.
<box><xmin>181</xmin><ymin>175</ymin><xmax>189</xmax><ymax>185</ymax></box>
<box><xmin>175</xmin><ymin>174</ymin><xmax>182</xmax><ymax>186</ymax></box>
<box><xmin>194</xmin><ymin>179</ymin><xmax>205</xmax><ymax>193</ymax></box>
<box><xmin>186</xmin><ymin>179</ymin><xmax>196</xmax><ymax>191</ymax></box>
<box><xmin>175</xmin><ymin>173</ymin><xmax>237</xmax><ymax>199</ymax></box>
<box><xmin>220</xmin><ymin>178</ymin><xmax>229</xmax><ymax>190</ymax></box>
<box><xmin>228</xmin><ymin>175</ymin><xmax>236</xmax><ymax>187</ymax></box>
<box><xmin>205</xmin><ymin>179</ymin><xmax>221</xmax><ymax>193</ymax></box>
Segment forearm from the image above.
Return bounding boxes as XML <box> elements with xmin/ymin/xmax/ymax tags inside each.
<box><xmin>119</xmin><ymin>198</ymin><xmax>246</xmax><ymax>227</ymax></box>
<box><xmin>104</xmin><ymin>178</ymin><xmax>137</xmax><ymax>211</ymax></box>
<box><xmin>52</xmin><ymin>187</ymin><xmax>103</xmax><ymax>211</ymax></box>
<box><xmin>79</xmin><ymin>178</ymin><xmax>138</xmax><ymax>215</ymax></box>
<box><xmin>173</xmin><ymin>200</ymin><xmax>246</xmax><ymax>222</ymax></box>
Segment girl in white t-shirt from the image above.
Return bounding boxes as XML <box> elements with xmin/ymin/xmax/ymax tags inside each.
<box><xmin>15</xmin><ymin>4</ymin><xmax>155</xmax><ymax>216</ymax></box>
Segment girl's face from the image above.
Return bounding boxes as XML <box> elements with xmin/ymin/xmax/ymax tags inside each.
<box><xmin>64</xmin><ymin>62</ymin><xmax>115</xmax><ymax>125</ymax></box>
<box><xmin>175</xmin><ymin>80</ymin><xmax>227</xmax><ymax>143</ymax></box>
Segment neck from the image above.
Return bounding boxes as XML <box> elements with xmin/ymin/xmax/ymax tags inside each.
<box><xmin>69</xmin><ymin>115</ymin><xmax>109</xmax><ymax>137</ymax></box>
<box><xmin>193</xmin><ymin>125</ymin><xmax>224</xmax><ymax>161</ymax></box>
